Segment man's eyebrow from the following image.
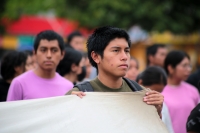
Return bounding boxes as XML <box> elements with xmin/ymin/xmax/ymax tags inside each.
<box><xmin>110</xmin><ymin>46</ymin><xmax>130</xmax><ymax>49</ymax></box>
<box><xmin>111</xmin><ymin>46</ymin><xmax>121</xmax><ymax>48</ymax></box>
<box><xmin>39</xmin><ymin>47</ymin><xmax>58</xmax><ymax>49</ymax></box>
<box><xmin>39</xmin><ymin>46</ymin><xmax>47</xmax><ymax>49</ymax></box>
<box><xmin>50</xmin><ymin>47</ymin><xmax>59</xmax><ymax>49</ymax></box>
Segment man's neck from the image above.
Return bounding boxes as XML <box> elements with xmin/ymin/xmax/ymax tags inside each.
<box><xmin>98</xmin><ymin>71</ymin><xmax>123</xmax><ymax>89</ymax></box>
<box><xmin>34</xmin><ymin>67</ymin><xmax>55</xmax><ymax>79</ymax></box>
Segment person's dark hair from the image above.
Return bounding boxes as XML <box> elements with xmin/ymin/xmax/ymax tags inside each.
<box><xmin>56</xmin><ymin>48</ymin><xmax>83</xmax><ymax>76</ymax></box>
<box><xmin>87</xmin><ymin>26</ymin><xmax>131</xmax><ymax>69</ymax></box>
<box><xmin>1</xmin><ymin>51</ymin><xmax>27</xmax><ymax>80</ymax></box>
<box><xmin>33</xmin><ymin>30</ymin><xmax>65</xmax><ymax>53</ymax></box>
<box><xmin>136</xmin><ymin>66</ymin><xmax>167</xmax><ymax>86</ymax></box>
<box><xmin>146</xmin><ymin>44</ymin><xmax>166</xmax><ymax>65</ymax></box>
<box><xmin>164</xmin><ymin>50</ymin><xmax>190</xmax><ymax>74</ymax></box>
<box><xmin>67</xmin><ymin>31</ymin><xmax>83</xmax><ymax>44</ymax></box>
<box><xmin>23</xmin><ymin>50</ymin><xmax>33</xmax><ymax>56</ymax></box>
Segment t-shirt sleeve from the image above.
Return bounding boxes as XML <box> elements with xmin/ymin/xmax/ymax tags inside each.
<box><xmin>65</xmin><ymin>87</ymin><xmax>80</xmax><ymax>95</ymax></box>
<box><xmin>7</xmin><ymin>79</ymin><xmax>23</xmax><ymax>101</ymax></box>
<box><xmin>186</xmin><ymin>103</ymin><xmax>200</xmax><ymax>132</ymax></box>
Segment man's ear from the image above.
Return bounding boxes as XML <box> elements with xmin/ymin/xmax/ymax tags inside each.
<box><xmin>138</xmin><ymin>79</ymin><xmax>143</xmax><ymax>85</ymax></box>
<box><xmin>14</xmin><ymin>66</ymin><xmax>20</xmax><ymax>73</ymax></box>
<box><xmin>149</xmin><ymin>55</ymin><xmax>154</xmax><ymax>64</ymax></box>
<box><xmin>71</xmin><ymin>63</ymin><xmax>77</xmax><ymax>72</ymax></box>
<box><xmin>60</xmin><ymin>51</ymin><xmax>65</xmax><ymax>60</ymax></box>
<box><xmin>91</xmin><ymin>51</ymin><xmax>100</xmax><ymax>64</ymax></box>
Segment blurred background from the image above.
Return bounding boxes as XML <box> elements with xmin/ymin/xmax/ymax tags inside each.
<box><xmin>0</xmin><ymin>0</ymin><xmax>200</xmax><ymax>71</ymax></box>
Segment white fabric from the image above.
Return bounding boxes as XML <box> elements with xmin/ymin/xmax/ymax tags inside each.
<box><xmin>0</xmin><ymin>92</ymin><xmax>169</xmax><ymax>133</ymax></box>
<box><xmin>162</xmin><ymin>102</ymin><xmax>174</xmax><ymax>133</ymax></box>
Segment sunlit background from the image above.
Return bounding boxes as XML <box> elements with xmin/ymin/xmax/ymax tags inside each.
<box><xmin>0</xmin><ymin>0</ymin><xmax>200</xmax><ymax>71</ymax></box>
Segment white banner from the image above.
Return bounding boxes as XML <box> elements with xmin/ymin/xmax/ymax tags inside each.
<box><xmin>0</xmin><ymin>91</ymin><xmax>168</xmax><ymax>133</ymax></box>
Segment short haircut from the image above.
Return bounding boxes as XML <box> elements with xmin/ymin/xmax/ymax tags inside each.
<box><xmin>87</xmin><ymin>26</ymin><xmax>131</xmax><ymax>69</ymax></box>
<box><xmin>67</xmin><ymin>31</ymin><xmax>83</xmax><ymax>44</ymax></box>
<box><xmin>56</xmin><ymin>48</ymin><xmax>83</xmax><ymax>76</ymax></box>
<box><xmin>33</xmin><ymin>30</ymin><xmax>65</xmax><ymax>52</ymax></box>
<box><xmin>164</xmin><ymin>50</ymin><xmax>190</xmax><ymax>74</ymax></box>
<box><xmin>136</xmin><ymin>66</ymin><xmax>167</xmax><ymax>86</ymax></box>
<box><xmin>23</xmin><ymin>50</ymin><xmax>33</xmax><ymax>56</ymax></box>
<box><xmin>1</xmin><ymin>51</ymin><xmax>27</xmax><ymax>80</ymax></box>
<box><xmin>146</xmin><ymin>44</ymin><xmax>166</xmax><ymax>65</ymax></box>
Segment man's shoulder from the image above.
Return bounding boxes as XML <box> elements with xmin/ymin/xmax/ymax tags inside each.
<box><xmin>12</xmin><ymin>71</ymin><xmax>33</xmax><ymax>83</ymax></box>
<box><xmin>55</xmin><ymin>73</ymin><xmax>74</xmax><ymax>86</ymax></box>
<box><xmin>122</xmin><ymin>78</ymin><xmax>144</xmax><ymax>91</ymax></box>
<box><xmin>73</xmin><ymin>80</ymin><xmax>94</xmax><ymax>92</ymax></box>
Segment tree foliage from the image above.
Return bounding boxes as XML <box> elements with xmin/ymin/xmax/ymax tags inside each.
<box><xmin>2</xmin><ymin>0</ymin><xmax>200</xmax><ymax>33</ymax></box>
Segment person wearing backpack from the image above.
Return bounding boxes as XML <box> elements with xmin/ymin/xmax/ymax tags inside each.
<box><xmin>66</xmin><ymin>26</ymin><xmax>164</xmax><ymax>116</ymax></box>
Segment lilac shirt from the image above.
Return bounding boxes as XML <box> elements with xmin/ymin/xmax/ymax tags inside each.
<box><xmin>162</xmin><ymin>81</ymin><xmax>199</xmax><ymax>133</ymax></box>
<box><xmin>7</xmin><ymin>70</ymin><xmax>73</xmax><ymax>101</ymax></box>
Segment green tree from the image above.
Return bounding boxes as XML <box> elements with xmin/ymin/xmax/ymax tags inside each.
<box><xmin>64</xmin><ymin>0</ymin><xmax>200</xmax><ymax>33</ymax></box>
<box><xmin>2</xmin><ymin>0</ymin><xmax>200</xmax><ymax>33</ymax></box>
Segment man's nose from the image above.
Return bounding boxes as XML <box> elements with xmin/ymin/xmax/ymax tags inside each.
<box><xmin>120</xmin><ymin>51</ymin><xmax>128</xmax><ymax>61</ymax></box>
<box><xmin>46</xmin><ymin>50</ymin><xmax>52</xmax><ymax>58</ymax></box>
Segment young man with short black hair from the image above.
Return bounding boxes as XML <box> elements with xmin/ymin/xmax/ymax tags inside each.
<box><xmin>7</xmin><ymin>30</ymin><xmax>73</xmax><ymax>101</ymax></box>
<box><xmin>66</xmin><ymin>26</ymin><xmax>163</xmax><ymax>115</ymax></box>
<box><xmin>146</xmin><ymin>44</ymin><xmax>168</xmax><ymax>67</ymax></box>
<box><xmin>66</xmin><ymin>31</ymin><xmax>85</xmax><ymax>52</ymax></box>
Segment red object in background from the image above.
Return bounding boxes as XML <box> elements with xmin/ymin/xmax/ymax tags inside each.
<box><xmin>6</xmin><ymin>16</ymin><xmax>92</xmax><ymax>37</ymax></box>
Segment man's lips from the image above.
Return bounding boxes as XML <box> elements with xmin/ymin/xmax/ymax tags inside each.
<box><xmin>119</xmin><ymin>64</ymin><xmax>128</xmax><ymax>68</ymax></box>
<box><xmin>44</xmin><ymin>61</ymin><xmax>53</xmax><ymax>64</ymax></box>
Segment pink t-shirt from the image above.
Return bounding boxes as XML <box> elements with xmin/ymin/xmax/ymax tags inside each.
<box><xmin>162</xmin><ymin>81</ymin><xmax>199</xmax><ymax>133</ymax></box>
<box><xmin>7</xmin><ymin>70</ymin><xmax>73</xmax><ymax>101</ymax></box>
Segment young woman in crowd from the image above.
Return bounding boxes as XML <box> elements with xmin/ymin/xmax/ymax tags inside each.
<box><xmin>162</xmin><ymin>50</ymin><xmax>199</xmax><ymax>133</ymax></box>
<box><xmin>56</xmin><ymin>48</ymin><xmax>84</xmax><ymax>85</ymax></box>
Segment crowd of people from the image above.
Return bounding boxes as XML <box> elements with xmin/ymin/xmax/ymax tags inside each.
<box><xmin>0</xmin><ymin>26</ymin><xmax>200</xmax><ymax>133</ymax></box>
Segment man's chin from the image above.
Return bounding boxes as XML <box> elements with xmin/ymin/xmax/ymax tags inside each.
<box><xmin>116</xmin><ymin>72</ymin><xmax>126</xmax><ymax>78</ymax></box>
<box><xmin>43</xmin><ymin>67</ymin><xmax>55</xmax><ymax>71</ymax></box>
